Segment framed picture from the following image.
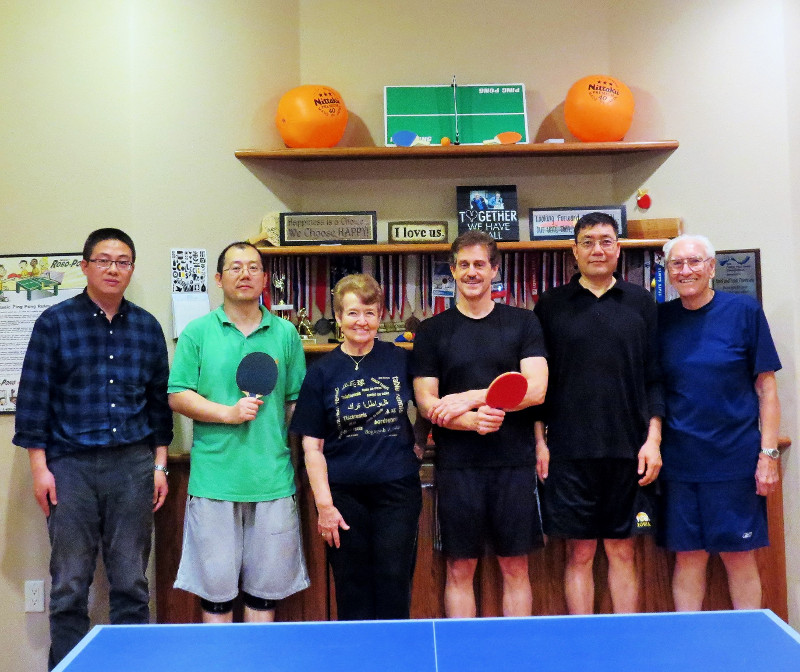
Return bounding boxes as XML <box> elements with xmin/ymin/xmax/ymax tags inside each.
<box><xmin>279</xmin><ymin>212</ymin><xmax>377</xmax><ymax>246</ymax></box>
<box><xmin>384</xmin><ymin>83</ymin><xmax>528</xmax><ymax>146</ymax></box>
<box><xmin>529</xmin><ymin>205</ymin><xmax>627</xmax><ymax>241</ymax></box>
<box><xmin>456</xmin><ymin>185</ymin><xmax>519</xmax><ymax>241</ymax></box>
<box><xmin>714</xmin><ymin>249</ymin><xmax>761</xmax><ymax>303</ymax></box>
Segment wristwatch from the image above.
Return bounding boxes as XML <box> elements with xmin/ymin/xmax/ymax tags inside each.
<box><xmin>154</xmin><ymin>464</ymin><xmax>170</xmax><ymax>476</ymax></box>
<box><xmin>760</xmin><ymin>447</ymin><xmax>780</xmax><ymax>459</ymax></box>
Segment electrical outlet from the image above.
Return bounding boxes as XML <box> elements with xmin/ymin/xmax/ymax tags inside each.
<box><xmin>25</xmin><ymin>580</ymin><xmax>45</xmax><ymax>612</ymax></box>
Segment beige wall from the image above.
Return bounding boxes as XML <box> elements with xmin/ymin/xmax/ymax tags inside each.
<box><xmin>1</xmin><ymin>1</ymin><xmax>797</xmax><ymax>669</ymax></box>
<box><xmin>0</xmin><ymin>2</ymin><xmax>300</xmax><ymax>669</ymax></box>
<box><xmin>781</xmin><ymin>0</ymin><xmax>800</xmax><ymax>622</ymax></box>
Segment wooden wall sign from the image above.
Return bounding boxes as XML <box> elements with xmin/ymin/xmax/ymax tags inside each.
<box><xmin>279</xmin><ymin>212</ymin><xmax>377</xmax><ymax>246</ymax></box>
<box><xmin>388</xmin><ymin>221</ymin><xmax>448</xmax><ymax>244</ymax></box>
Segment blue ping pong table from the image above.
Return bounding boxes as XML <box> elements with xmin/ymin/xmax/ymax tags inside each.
<box><xmin>54</xmin><ymin>609</ymin><xmax>800</xmax><ymax>672</ymax></box>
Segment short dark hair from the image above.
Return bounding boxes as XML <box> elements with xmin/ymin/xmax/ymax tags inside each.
<box><xmin>450</xmin><ymin>230</ymin><xmax>500</xmax><ymax>267</ymax></box>
<box><xmin>574</xmin><ymin>212</ymin><xmax>619</xmax><ymax>241</ymax></box>
<box><xmin>82</xmin><ymin>228</ymin><xmax>136</xmax><ymax>262</ymax></box>
<box><xmin>216</xmin><ymin>242</ymin><xmax>264</xmax><ymax>274</ymax></box>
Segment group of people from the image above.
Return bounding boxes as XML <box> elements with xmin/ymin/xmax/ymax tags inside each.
<box><xmin>14</xmin><ymin>219</ymin><xmax>782</xmax><ymax>669</ymax></box>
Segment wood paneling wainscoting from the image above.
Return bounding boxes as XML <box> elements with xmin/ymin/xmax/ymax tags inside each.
<box><xmin>155</xmin><ymin>439</ymin><xmax>789</xmax><ymax>623</ymax></box>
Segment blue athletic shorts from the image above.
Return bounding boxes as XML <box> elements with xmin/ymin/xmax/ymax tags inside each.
<box><xmin>658</xmin><ymin>478</ymin><xmax>769</xmax><ymax>553</ymax></box>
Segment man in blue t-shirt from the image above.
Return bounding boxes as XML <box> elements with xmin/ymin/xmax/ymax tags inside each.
<box><xmin>658</xmin><ymin>234</ymin><xmax>781</xmax><ymax>611</ymax></box>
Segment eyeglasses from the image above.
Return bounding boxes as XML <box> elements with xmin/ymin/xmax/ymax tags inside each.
<box><xmin>667</xmin><ymin>257</ymin><xmax>710</xmax><ymax>272</ymax></box>
<box><xmin>222</xmin><ymin>263</ymin><xmax>264</xmax><ymax>275</ymax></box>
<box><xmin>88</xmin><ymin>258</ymin><xmax>133</xmax><ymax>270</ymax></box>
<box><xmin>577</xmin><ymin>238</ymin><xmax>618</xmax><ymax>251</ymax></box>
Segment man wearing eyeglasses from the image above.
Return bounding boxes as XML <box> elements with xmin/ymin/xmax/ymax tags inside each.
<box><xmin>168</xmin><ymin>242</ymin><xmax>309</xmax><ymax>624</ymax></box>
<box><xmin>658</xmin><ymin>234</ymin><xmax>781</xmax><ymax>611</ymax></box>
<box><xmin>533</xmin><ymin>212</ymin><xmax>664</xmax><ymax>615</ymax></box>
<box><xmin>14</xmin><ymin>228</ymin><xmax>173</xmax><ymax>669</ymax></box>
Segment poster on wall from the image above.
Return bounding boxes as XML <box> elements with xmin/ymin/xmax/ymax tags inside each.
<box><xmin>0</xmin><ymin>252</ymin><xmax>86</xmax><ymax>413</ymax></box>
<box><xmin>170</xmin><ymin>248</ymin><xmax>210</xmax><ymax>339</ymax></box>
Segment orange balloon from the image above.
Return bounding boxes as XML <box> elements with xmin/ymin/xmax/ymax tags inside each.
<box><xmin>275</xmin><ymin>85</ymin><xmax>348</xmax><ymax>148</ymax></box>
<box><xmin>564</xmin><ymin>75</ymin><xmax>634</xmax><ymax>142</ymax></box>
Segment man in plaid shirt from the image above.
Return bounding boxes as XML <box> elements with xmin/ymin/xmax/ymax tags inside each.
<box><xmin>14</xmin><ymin>228</ymin><xmax>172</xmax><ymax>670</ymax></box>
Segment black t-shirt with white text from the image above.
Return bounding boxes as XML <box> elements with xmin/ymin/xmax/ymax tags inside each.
<box><xmin>291</xmin><ymin>340</ymin><xmax>419</xmax><ymax>484</ymax></box>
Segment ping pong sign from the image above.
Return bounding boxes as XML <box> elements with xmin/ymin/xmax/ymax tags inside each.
<box><xmin>384</xmin><ymin>83</ymin><xmax>528</xmax><ymax>146</ymax></box>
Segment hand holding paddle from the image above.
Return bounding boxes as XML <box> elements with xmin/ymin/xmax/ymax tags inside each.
<box><xmin>231</xmin><ymin>352</ymin><xmax>278</xmax><ymax>424</ymax></box>
<box><xmin>485</xmin><ymin>371</ymin><xmax>528</xmax><ymax>409</ymax></box>
<box><xmin>427</xmin><ymin>371</ymin><xmax>528</xmax><ymax>432</ymax></box>
<box><xmin>236</xmin><ymin>352</ymin><xmax>278</xmax><ymax>398</ymax></box>
<box><xmin>476</xmin><ymin>371</ymin><xmax>528</xmax><ymax>435</ymax></box>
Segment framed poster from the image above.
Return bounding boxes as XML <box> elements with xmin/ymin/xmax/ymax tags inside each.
<box><xmin>529</xmin><ymin>205</ymin><xmax>627</xmax><ymax>241</ymax></box>
<box><xmin>714</xmin><ymin>249</ymin><xmax>761</xmax><ymax>303</ymax></box>
<box><xmin>0</xmin><ymin>252</ymin><xmax>85</xmax><ymax>413</ymax></box>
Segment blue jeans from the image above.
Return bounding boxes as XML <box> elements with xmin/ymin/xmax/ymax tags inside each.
<box><xmin>46</xmin><ymin>444</ymin><xmax>154</xmax><ymax>669</ymax></box>
<box><xmin>327</xmin><ymin>472</ymin><xmax>422</xmax><ymax>620</ymax></box>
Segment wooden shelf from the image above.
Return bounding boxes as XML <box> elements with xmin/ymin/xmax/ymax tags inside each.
<box><xmin>235</xmin><ymin>140</ymin><xmax>679</xmax><ymax>162</ymax></box>
<box><xmin>257</xmin><ymin>238</ymin><xmax>669</xmax><ymax>256</ymax></box>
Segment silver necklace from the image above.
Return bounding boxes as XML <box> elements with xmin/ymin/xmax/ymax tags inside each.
<box><xmin>342</xmin><ymin>349</ymin><xmax>368</xmax><ymax>370</ymax></box>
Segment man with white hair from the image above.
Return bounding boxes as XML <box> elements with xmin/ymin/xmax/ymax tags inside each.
<box><xmin>658</xmin><ymin>233</ymin><xmax>781</xmax><ymax>610</ymax></box>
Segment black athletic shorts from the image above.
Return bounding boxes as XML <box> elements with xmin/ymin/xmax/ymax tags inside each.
<box><xmin>436</xmin><ymin>465</ymin><xmax>544</xmax><ymax>559</ymax></box>
<box><xmin>540</xmin><ymin>458</ymin><xmax>657</xmax><ymax>539</ymax></box>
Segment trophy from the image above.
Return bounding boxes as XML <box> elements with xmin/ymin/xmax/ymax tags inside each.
<box><xmin>296</xmin><ymin>308</ymin><xmax>315</xmax><ymax>341</ymax></box>
<box><xmin>271</xmin><ymin>274</ymin><xmax>293</xmax><ymax>319</ymax></box>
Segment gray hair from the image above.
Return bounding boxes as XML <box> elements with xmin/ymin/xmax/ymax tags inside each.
<box><xmin>663</xmin><ymin>234</ymin><xmax>715</xmax><ymax>261</ymax></box>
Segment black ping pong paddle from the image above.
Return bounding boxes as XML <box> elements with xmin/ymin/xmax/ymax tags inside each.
<box><xmin>236</xmin><ymin>352</ymin><xmax>278</xmax><ymax>398</ymax></box>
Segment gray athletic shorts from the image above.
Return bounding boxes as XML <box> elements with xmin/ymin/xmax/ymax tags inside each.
<box><xmin>174</xmin><ymin>495</ymin><xmax>310</xmax><ymax>602</ymax></box>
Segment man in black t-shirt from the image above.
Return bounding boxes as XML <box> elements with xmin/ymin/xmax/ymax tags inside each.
<box><xmin>533</xmin><ymin>212</ymin><xmax>664</xmax><ymax>615</ymax></box>
<box><xmin>412</xmin><ymin>231</ymin><xmax>548</xmax><ymax>618</ymax></box>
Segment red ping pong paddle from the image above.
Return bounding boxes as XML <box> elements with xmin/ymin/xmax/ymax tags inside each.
<box><xmin>485</xmin><ymin>371</ymin><xmax>527</xmax><ymax>409</ymax></box>
<box><xmin>236</xmin><ymin>352</ymin><xmax>278</xmax><ymax>398</ymax></box>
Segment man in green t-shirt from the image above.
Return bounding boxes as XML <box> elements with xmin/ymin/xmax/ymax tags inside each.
<box><xmin>168</xmin><ymin>241</ymin><xmax>308</xmax><ymax>623</ymax></box>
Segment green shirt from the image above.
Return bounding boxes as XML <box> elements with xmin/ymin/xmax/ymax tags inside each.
<box><xmin>168</xmin><ymin>306</ymin><xmax>306</xmax><ymax>501</ymax></box>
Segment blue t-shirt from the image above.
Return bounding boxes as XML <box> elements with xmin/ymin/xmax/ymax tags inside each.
<box><xmin>290</xmin><ymin>339</ymin><xmax>419</xmax><ymax>485</ymax></box>
<box><xmin>658</xmin><ymin>291</ymin><xmax>781</xmax><ymax>482</ymax></box>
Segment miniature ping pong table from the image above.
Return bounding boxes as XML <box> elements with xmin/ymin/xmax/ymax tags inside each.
<box><xmin>14</xmin><ymin>276</ymin><xmax>60</xmax><ymax>300</ymax></box>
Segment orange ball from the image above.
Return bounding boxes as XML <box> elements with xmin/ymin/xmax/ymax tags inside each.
<box><xmin>564</xmin><ymin>75</ymin><xmax>634</xmax><ymax>142</ymax></box>
<box><xmin>440</xmin><ymin>137</ymin><xmax>451</xmax><ymax>146</ymax></box>
<box><xmin>275</xmin><ymin>85</ymin><xmax>348</xmax><ymax>148</ymax></box>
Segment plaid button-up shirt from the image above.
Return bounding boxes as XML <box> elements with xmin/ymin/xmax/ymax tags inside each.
<box><xmin>13</xmin><ymin>290</ymin><xmax>173</xmax><ymax>458</ymax></box>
